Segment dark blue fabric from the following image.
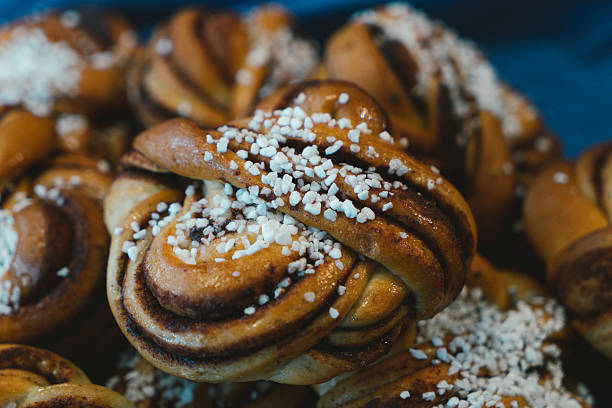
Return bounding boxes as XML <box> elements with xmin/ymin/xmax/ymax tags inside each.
<box><xmin>1</xmin><ymin>0</ymin><xmax>610</xmax><ymax>156</ymax></box>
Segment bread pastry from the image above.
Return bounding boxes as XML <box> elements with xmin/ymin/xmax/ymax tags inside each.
<box><xmin>0</xmin><ymin>8</ymin><xmax>136</xmax><ymax>117</ymax></box>
<box><xmin>104</xmin><ymin>80</ymin><xmax>476</xmax><ymax>383</ymax></box>
<box><xmin>127</xmin><ymin>4</ymin><xmax>317</xmax><ymax>128</ymax></box>
<box><xmin>0</xmin><ymin>344</ymin><xmax>133</xmax><ymax>407</ymax></box>
<box><xmin>106</xmin><ymin>349</ymin><xmax>317</xmax><ymax>407</ymax></box>
<box><xmin>321</xmin><ymin>3</ymin><xmax>559</xmax><ymax>241</ymax></box>
<box><xmin>524</xmin><ymin>143</ymin><xmax>612</xmax><ymax>361</ymax></box>
<box><xmin>0</xmin><ymin>151</ymin><xmax>120</xmax><ymax>375</ymax></box>
<box><xmin>0</xmin><ymin>100</ymin><xmax>126</xmax><ymax>374</ymax></box>
<box><xmin>0</xmin><ymin>108</ymin><xmax>55</xmax><ymax>193</ymax></box>
<box><xmin>316</xmin><ymin>255</ymin><xmax>593</xmax><ymax>408</ymax></box>
<box><xmin>0</xmin><ymin>107</ymin><xmax>131</xmax><ymax>198</ymax></box>
<box><xmin>54</xmin><ymin>113</ymin><xmax>134</xmax><ymax>164</ymax></box>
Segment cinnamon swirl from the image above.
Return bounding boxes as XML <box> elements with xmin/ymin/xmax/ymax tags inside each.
<box><xmin>0</xmin><ymin>344</ymin><xmax>133</xmax><ymax>407</ymax></box>
<box><xmin>105</xmin><ymin>80</ymin><xmax>476</xmax><ymax>384</ymax></box>
<box><xmin>0</xmin><ymin>8</ymin><xmax>136</xmax><ymax>117</ymax></box>
<box><xmin>127</xmin><ymin>4</ymin><xmax>317</xmax><ymax>128</ymax></box>
<box><xmin>322</xmin><ymin>3</ymin><xmax>560</xmax><ymax>242</ymax></box>
<box><xmin>524</xmin><ymin>143</ymin><xmax>612</xmax><ymax>361</ymax></box>
<box><xmin>0</xmin><ymin>153</ymin><xmax>119</xmax><ymax>375</ymax></box>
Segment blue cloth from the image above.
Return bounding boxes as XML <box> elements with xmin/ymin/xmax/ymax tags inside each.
<box><xmin>1</xmin><ymin>0</ymin><xmax>610</xmax><ymax>156</ymax></box>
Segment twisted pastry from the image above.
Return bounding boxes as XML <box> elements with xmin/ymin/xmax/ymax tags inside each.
<box><xmin>105</xmin><ymin>80</ymin><xmax>476</xmax><ymax>383</ymax></box>
<box><xmin>321</xmin><ymin>3</ymin><xmax>559</xmax><ymax>241</ymax></box>
<box><xmin>0</xmin><ymin>106</ymin><xmax>130</xmax><ymax>202</ymax></box>
<box><xmin>0</xmin><ymin>8</ymin><xmax>136</xmax><ymax>116</ymax></box>
<box><xmin>0</xmin><ymin>344</ymin><xmax>133</xmax><ymax>407</ymax></box>
<box><xmin>0</xmin><ymin>152</ymin><xmax>119</xmax><ymax>374</ymax></box>
<box><xmin>127</xmin><ymin>4</ymin><xmax>317</xmax><ymax>128</ymax></box>
<box><xmin>106</xmin><ymin>349</ymin><xmax>317</xmax><ymax>407</ymax></box>
<box><xmin>316</xmin><ymin>255</ymin><xmax>592</xmax><ymax>408</ymax></box>
<box><xmin>54</xmin><ymin>112</ymin><xmax>134</xmax><ymax>164</ymax></box>
<box><xmin>0</xmin><ymin>108</ymin><xmax>55</xmax><ymax>193</ymax></box>
<box><xmin>524</xmin><ymin>143</ymin><xmax>612</xmax><ymax>361</ymax></box>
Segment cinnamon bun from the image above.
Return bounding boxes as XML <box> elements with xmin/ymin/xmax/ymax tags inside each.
<box><xmin>322</xmin><ymin>3</ymin><xmax>560</xmax><ymax>242</ymax></box>
<box><xmin>317</xmin><ymin>256</ymin><xmax>592</xmax><ymax>408</ymax></box>
<box><xmin>0</xmin><ymin>344</ymin><xmax>133</xmax><ymax>407</ymax></box>
<box><xmin>524</xmin><ymin>143</ymin><xmax>612</xmax><ymax>361</ymax></box>
<box><xmin>54</xmin><ymin>112</ymin><xmax>134</xmax><ymax>164</ymax></box>
<box><xmin>105</xmin><ymin>80</ymin><xmax>476</xmax><ymax>384</ymax></box>
<box><xmin>127</xmin><ymin>4</ymin><xmax>317</xmax><ymax>128</ymax></box>
<box><xmin>0</xmin><ymin>108</ymin><xmax>55</xmax><ymax>193</ymax></box>
<box><xmin>0</xmin><ymin>8</ymin><xmax>136</xmax><ymax>117</ymax></box>
<box><xmin>0</xmin><ymin>107</ymin><xmax>131</xmax><ymax>205</ymax></box>
<box><xmin>0</xmin><ymin>152</ymin><xmax>119</xmax><ymax>375</ymax></box>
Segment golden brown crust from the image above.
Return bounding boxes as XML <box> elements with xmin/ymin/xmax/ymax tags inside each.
<box><xmin>0</xmin><ymin>107</ymin><xmax>131</xmax><ymax>189</ymax></box>
<box><xmin>0</xmin><ymin>10</ymin><xmax>135</xmax><ymax>116</ymax></box>
<box><xmin>524</xmin><ymin>143</ymin><xmax>612</xmax><ymax>361</ymax></box>
<box><xmin>0</xmin><ymin>344</ymin><xmax>133</xmax><ymax>408</ymax></box>
<box><xmin>0</xmin><ymin>109</ymin><xmax>55</xmax><ymax>189</ymax></box>
<box><xmin>524</xmin><ymin>162</ymin><xmax>606</xmax><ymax>265</ymax></box>
<box><xmin>316</xmin><ymin>257</ymin><xmax>589</xmax><ymax>408</ymax></box>
<box><xmin>574</xmin><ymin>142</ymin><xmax>612</xmax><ymax>220</ymax></box>
<box><xmin>105</xmin><ymin>80</ymin><xmax>476</xmax><ymax>384</ymax></box>
<box><xmin>132</xmin><ymin>81</ymin><xmax>476</xmax><ymax>318</ymax></box>
<box><xmin>0</xmin><ymin>109</ymin><xmax>120</xmax><ymax>369</ymax></box>
<box><xmin>0</xmin><ymin>153</ymin><xmax>120</xmax><ymax>374</ymax></box>
<box><xmin>127</xmin><ymin>5</ymin><xmax>317</xmax><ymax>128</ymax></box>
<box><xmin>0</xmin><ymin>156</ymin><xmax>110</xmax><ymax>342</ymax></box>
<box><xmin>55</xmin><ymin>115</ymin><xmax>134</xmax><ymax>164</ymax></box>
<box><xmin>322</xmin><ymin>4</ymin><xmax>560</xmax><ymax>243</ymax></box>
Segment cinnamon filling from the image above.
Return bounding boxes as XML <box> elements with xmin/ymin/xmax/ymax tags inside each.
<box><xmin>556</xmin><ymin>243</ymin><xmax>612</xmax><ymax>318</ymax></box>
<box><xmin>0</xmin><ymin>200</ymin><xmax>73</xmax><ymax>313</ymax></box>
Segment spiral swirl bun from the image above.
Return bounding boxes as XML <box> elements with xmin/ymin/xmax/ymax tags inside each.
<box><xmin>524</xmin><ymin>143</ymin><xmax>612</xmax><ymax>361</ymax></box>
<box><xmin>316</xmin><ymin>257</ymin><xmax>590</xmax><ymax>408</ymax></box>
<box><xmin>0</xmin><ymin>153</ymin><xmax>117</xmax><ymax>372</ymax></box>
<box><xmin>322</xmin><ymin>3</ymin><xmax>559</xmax><ymax>241</ymax></box>
<box><xmin>127</xmin><ymin>5</ymin><xmax>317</xmax><ymax>128</ymax></box>
<box><xmin>0</xmin><ymin>9</ymin><xmax>136</xmax><ymax>117</ymax></box>
<box><xmin>105</xmin><ymin>80</ymin><xmax>476</xmax><ymax>383</ymax></box>
<box><xmin>0</xmin><ymin>344</ymin><xmax>133</xmax><ymax>408</ymax></box>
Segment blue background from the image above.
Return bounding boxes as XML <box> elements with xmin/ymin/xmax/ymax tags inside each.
<box><xmin>1</xmin><ymin>0</ymin><xmax>610</xmax><ymax>157</ymax></box>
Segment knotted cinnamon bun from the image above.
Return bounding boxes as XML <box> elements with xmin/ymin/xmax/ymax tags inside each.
<box><xmin>524</xmin><ymin>143</ymin><xmax>612</xmax><ymax>361</ymax></box>
<box><xmin>0</xmin><ymin>152</ymin><xmax>119</xmax><ymax>375</ymax></box>
<box><xmin>105</xmin><ymin>80</ymin><xmax>476</xmax><ymax>384</ymax></box>
<box><xmin>0</xmin><ymin>8</ymin><xmax>136</xmax><ymax>117</ymax></box>
<box><xmin>0</xmin><ymin>344</ymin><xmax>133</xmax><ymax>407</ymax></box>
<box><xmin>127</xmin><ymin>4</ymin><xmax>317</xmax><ymax>128</ymax></box>
<box><xmin>316</xmin><ymin>255</ymin><xmax>592</xmax><ymax>408</ymax></box>
<box><xmin>322</xmin><ymin>3</ymin><xmax>560</xmax><ymax>241</ymax></box>
<box><xmin>106</xmin><ymin>348</ymin><xmax>317</xmax><ymax>407</ymax></box>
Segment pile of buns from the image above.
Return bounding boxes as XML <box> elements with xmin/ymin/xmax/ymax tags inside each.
<box><xmin>0</xmin><ymin>3</ymin><xmax>608</xmax><ymax>407</ymax></box>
